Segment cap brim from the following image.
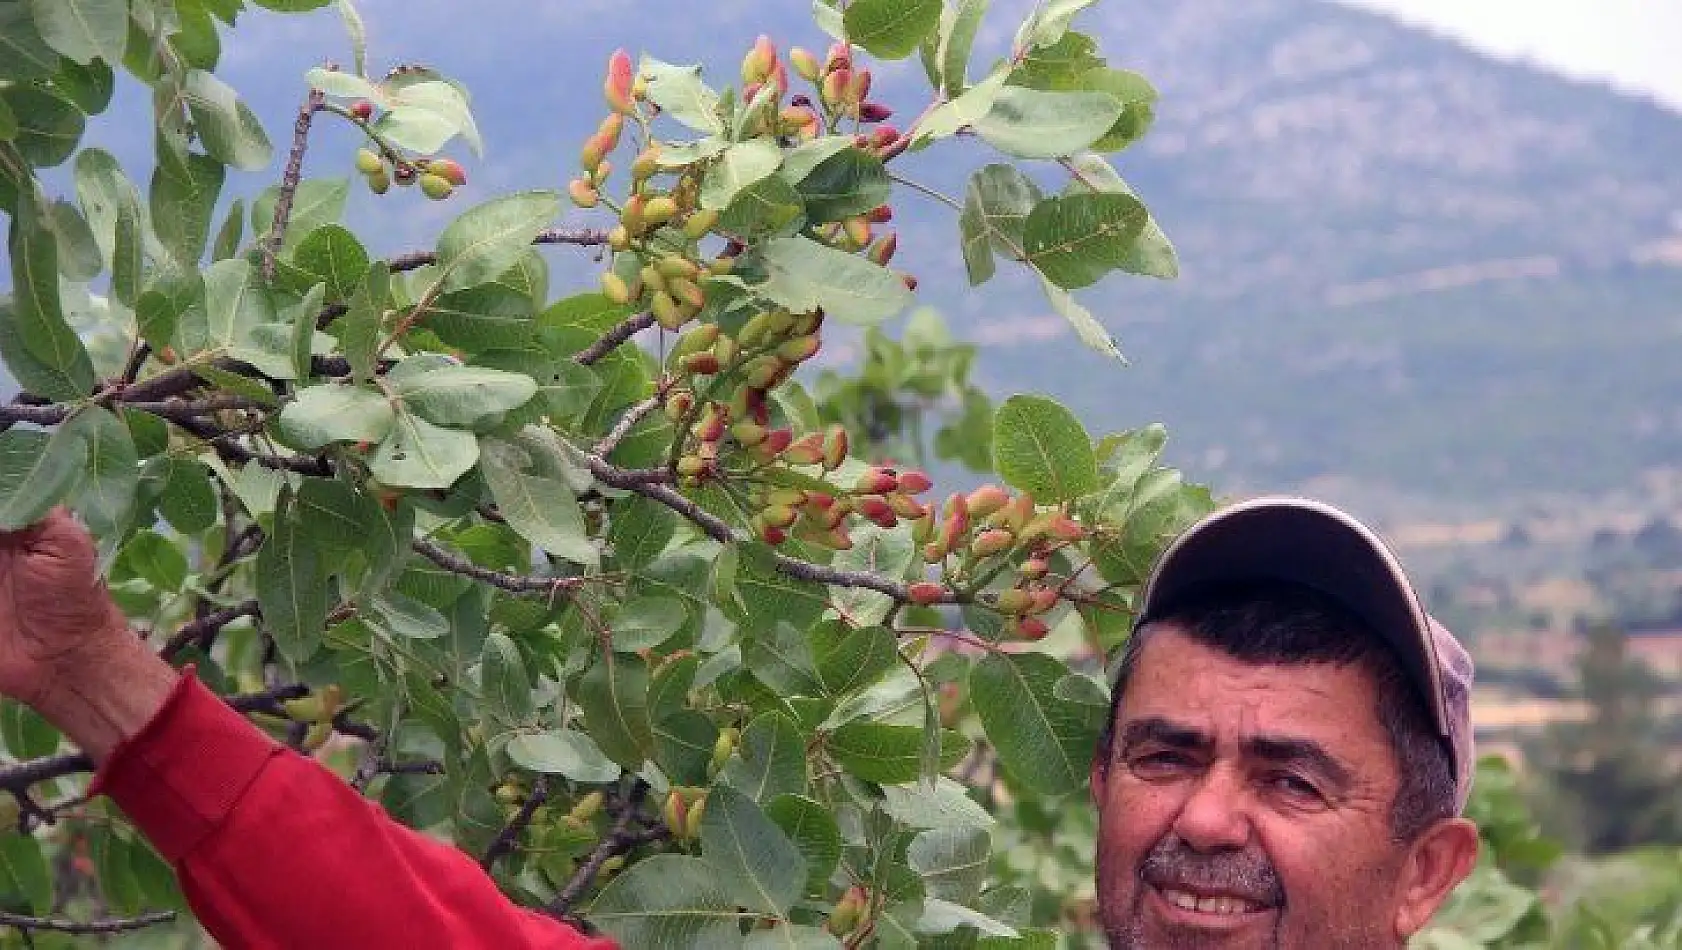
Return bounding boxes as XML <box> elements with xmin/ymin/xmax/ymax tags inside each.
<box><xmin>1138</xmin><ymin>497</ymin><xmax>1451</xmax><ymax>742</ymax></box>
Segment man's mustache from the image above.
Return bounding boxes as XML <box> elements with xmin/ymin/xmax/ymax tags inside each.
<box><xmin>1138</xmin><ymin>836</ymin><xmax>1285</xmax><ymax>908</ymax></box>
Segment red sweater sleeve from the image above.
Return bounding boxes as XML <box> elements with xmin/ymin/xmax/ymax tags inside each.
<box><xmin>88</xmin><ymin>670</ymin><xmax>616</xmax><ymax>950</ymax></box>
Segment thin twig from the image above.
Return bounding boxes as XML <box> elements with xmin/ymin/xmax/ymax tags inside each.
<box><xmin>159</xmin><ymin>599</ymin><xmax>261</xmax><ymax>661</ymax></box>
<box><xmin>411</xmin><ymin>539</ymin><xmax>593</xmax><ymax>599</ymax></box>
<box><xmin>388</xmin><ymin>228</ymin><xmax>614</xmax><ymax>274</ymax></box>
<box><xmin>263</xmin><ymin>87</ymin><xmax>327</xmax><ymax>283</ymax></box>
<box><xmin>574</xmin><ymin>313</ymin><xmax>656</xmax><ymax>366</ymax></box>
<box><xmin>592</xmin><ymin>392</ymin><xmax>663</xmax><ymax>457</ymax></box>
<box><xmin>0</xmin><ymin>910</ymin><xmax>176</xmax><ymax>935</ymax></box>
<box><xmin>482</xmin><ymin>775</ymin><xmax>548</xmax><ymax>871</ymax></box>
<box><xmin>547</xmin><ymin>783</ymin><xmax>664</xmax><ymax>918</ymax></box>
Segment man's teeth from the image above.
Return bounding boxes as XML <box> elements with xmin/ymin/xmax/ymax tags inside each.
<box><xmin>1161</xmin><ymin>888</ymin><xmax>1260</xmax><ymax>915</ymax></box>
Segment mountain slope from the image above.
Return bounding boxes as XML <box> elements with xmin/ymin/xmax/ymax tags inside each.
<box><xmin>4</xmin><ymin>0</ymin><xmax>1678</xmax><ymax>513</ymax></box>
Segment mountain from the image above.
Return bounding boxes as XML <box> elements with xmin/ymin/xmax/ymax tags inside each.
<box><xmin>5</xmin><ymin>0</ymin><xmax>1680</xmax><ymax>517</ymax></box>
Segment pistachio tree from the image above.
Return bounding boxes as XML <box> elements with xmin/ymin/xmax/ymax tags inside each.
<box><xmin>0</xmin><ymin>0</ymin><xmax>1219</xmax><ymax>946</ymax></box>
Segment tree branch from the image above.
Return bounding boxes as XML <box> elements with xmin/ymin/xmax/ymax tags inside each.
<box><xmin>0</xmin><ymin>684</ymin><xmax>311</xmax><ymax>794</ymax></box>
<box><xmin>389</xmin><ymin>228</ymin><xmax>614</xmax><ymax>274</ymax></box>
<box><xmin>547</xmin><ymin>782</ymin><xmax>665</xmax><ymax>919</ymax></box>
<box><xmin>584</xmin><ymin>455</ymin><xmax>946</xmax><ymax>603</ymax></box>
<box><xmin>0</xmin><ymin>909</ymin><xmax>176</xmax><ymax>935</ymax></box>
<box><xmin>482</xmin><ymin>775</ymin><xmax>548</xmax><ymax>872</ymax></box>
<box><xmin>411</xmin><ymin>538</ymin><xmax>592</xmax><ymax>599</ymax></box>
<box><xmin>263</xmin><ymin>87</ymin><xmax>327</xmax><ymax>283</ymax></box>
<box><xmin>574</xmin><ymin>313</ymin><xmax>656</xmax><ymax>366</ymax></box>
<box><xmin>593</xmin><ymin>392</ymin><xmax>664</xmax><ymax>457</ymax></box>
<box><xmin>159</xmin><ymin>599</ymin><xmax>261</xmax><ymax>661</ymax></box>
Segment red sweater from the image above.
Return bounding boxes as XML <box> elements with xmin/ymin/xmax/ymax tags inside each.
<box><xmin>89</xmin><ymin>671</ymin><xmax>616</xmax><ymax>949</ymax></box>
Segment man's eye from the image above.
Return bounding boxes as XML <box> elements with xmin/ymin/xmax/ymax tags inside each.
<box><xmin>1130</xmin><ymin>751</ymin><xmax>1194</xmax><ymax>775</ymax></box>
<box><xmin>1267</xmin><ymin>773</ymin><xmax>1322</xmax><ymax>800</ymax></box>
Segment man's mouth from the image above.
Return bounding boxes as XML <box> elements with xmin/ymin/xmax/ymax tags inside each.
<box><xmin>1156</xmin><ymin>886</ymin><xmax>1268</xmax><ymax>917</ymax></box>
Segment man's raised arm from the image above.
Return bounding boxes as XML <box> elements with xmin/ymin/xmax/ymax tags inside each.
<box><xmin>0</xmin><ymin>509</ymin><xmax>612</xmax><ymax>949</ymax></box>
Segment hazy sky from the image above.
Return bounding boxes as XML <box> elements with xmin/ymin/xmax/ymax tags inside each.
<box><xmin>1340</xmin><ymin>0</ymin><xmax>1682</xmax><ymax>109</ymax></box>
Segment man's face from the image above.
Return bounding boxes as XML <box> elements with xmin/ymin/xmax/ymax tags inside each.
<box><xmin>1091</xmin><ymin>626</ymin><xmax>1423</xmax><ymax>948</ymax></box>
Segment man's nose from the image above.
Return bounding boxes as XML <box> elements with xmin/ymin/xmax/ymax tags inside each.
<box><xmin>1171</xmin><ymin>768</ymin><xmax>1252</xmax><ymax>852</ymax></box>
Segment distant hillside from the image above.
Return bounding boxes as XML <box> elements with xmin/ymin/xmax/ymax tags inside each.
<box><xmin>4</xmin><ymin>0</ymin><xmax>1679</xmax><ymax>512</ymax></box>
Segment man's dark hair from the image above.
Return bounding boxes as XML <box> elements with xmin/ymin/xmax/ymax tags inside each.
<box><xmin>1095</xmin><ymin>580</ymin><xmax>1456</xmax><ymax>841</ymax></box>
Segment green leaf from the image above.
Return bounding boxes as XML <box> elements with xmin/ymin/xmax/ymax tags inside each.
<box><xmin>290</xmin><ymin>223</ymin><xmax>368</xmax><ymax>299</ymax></box>
<box><xmin>881</xmin><ymin>777</ymin><xmax>996</xmax><ymax>830</ymax></box>
<box><xmin>304</xmin><ymin>65</ymin><xmax>380</xmax><ymax>100</ymax></box>
<box><xmin>970</xmin><ymin>652</ymin><xmax>1102</xmax><ymax>796</ymax></box>
<box><xmin>370</xmin><ymin>409</ymin><xmax>479</xmax><ymax>489</ymax></box>
<box><xmin>256</xmin><ymin>489</ymin><xmax>329</xmax><ymax>664</ymax></box>
<box><xmin>45</xmin><ymin>198</ymin><xmax>101</xmax><ymax>280</ymax></box>
<box><xmin>480</xmin><ymin>631</ymin><xmax>532</xmax><ymax>725</ymax></box>
<box><xmin>653</xmin><ymin>708</ymin><xmax>716</xmax><ymax>786</ymax></box>
<box><xmin>0</xmin><ymin>3</ymin><xmax>62</xmax><ymax>80</ymax></box>
<box><xmin>29</xmin><ymin>0</ymin><xmax>127</xmax><ymax>65</ymax></box>
<box><xmin>379</xmin><ymin>79</ymin><xmax>481</xmax><ymax>156</ymax></box>
<box><xmin>939</xmin><ymin>0</ymin><xmax>990</xmax><ymax>94</ymax></box>
<box><xmin>0</xmin><ymin>84</ymin><xmax>83</xmax><ymax>166</ymax></box>
<box><xmin>1022</xmin><ymin>191</ymin><xmax>1148</xmax><ymax>290</ymax></box>
<box><xmin>506</xmin><ymin>730</ymin><xmax>622</xmax><ymax>783</ymax></box>
<box><xmin>1040</xmin><ymin>275</ymin><xmax>1121</xmax><ymax>360</ymax></box>
<box><xmin>908</xmin><ymin>826</ymin><xmax>990</xmax><ymax>904</ymax></box>
<box><xmin>250</xmin><ymin>0</ymin><xmax>333</xmax><ymax>9</ymax></box>
<box><xmin>609</xmin><ymin>596</ymin><xmax>686</xmax><ymax>653</ymax></box>
<box><xmin>609</xmin><ymin>495</ymin><xmax>676</xmax><ymax>570</ymax></box>
<box><xmin>61</xmin><ymin>407</ymin><xmax>138</xmax><ymax>539</ymax></box>
<box><xmin>389</xmin><ymin>362</ymin><xmax>537</xmax><ymax>428</ymax></box>
<box><xmin>212</xmin><ymin>196</ymin><xmax>245</xmax><ymax>261</ymax></box>
<box><xmin>844</xmin><ymin>0</ymin><xmax>941</xmax><ymax>60</ymax></box>
<box><xmin>3</xmin><ymin>190</ymin><xmax>96</xmax><ymax>399</ymax></box>
<box><xmin>74</xmin><ymin>148</ymin><xmax>146</xmax><ymax>263</ymax></box>
<box><xmin>0</xmin><ymin>91</ymin><xmax>13</xmax><ymax>141</ymax></box>
<box><xmin>573</xmin><ymin>654</ymin><xmax>653</xmax><ymax>769</ymax></box>
<box><xmin>992</xmin><ymin>394</ymin><xmax>1097</xmax><ymax>502</ymax></box>
<box><xmin>171</xmin><ymin>69</ymin><xmax>272</xmax><ymax>169</ymax></box>
<box><xmin>736</xmin><ymin>542</ymin><xmax>829</xmax><ymax>633</ymax></box>
<box><xmin>252</xmin><ymin>178</ymin><xmax>348</xmax><ymax>252</ymax></box>
<box><xmin>119</xmin><ymin>529</ymin><xmax>188</xmax><ymax>591</ymax></box>
<box><xmin>279</xmin><ymin>383</ymin><xmax>395</xmax><ymax>450</ymax></box>
<box><xmin>587</xmin><ymin>854</ymin><xmax>746</xmax><ymax>948</ymax></box>
<box><xmin>744</xmin><ymin>621</ymin><xmax>823</xmax><ymax>696</ymax></box>
<box><xmin>0</xmin><ymin>834</ymin><xmax>52</xmax><ymax>914</ymax></box>
<box><xmin>764</xmin><ymin>794</ymin><xmax>842</xmax><ymax>898</ymax></box>
<box><xmin>288</xmin><ymin>282</ymin><xmax>325</xmax><ymax>380</ymax></box>
<box><xmin>0</xmin><ymin>699</ymin><xmax>60</xmax><ymax>759</ymax></box>
<box><xmin>917</xmin><ymin>898</ymin><xmax>1018</xmax><ymax>938</ymax></box>
<box><xmin>790</xmin><ymin>145</ymin><xmax>890</xmax><ymax>223</ymax></box>
<box><xmin>1062</xmin><ymin>152</ymin><xmax>1177</xmax><ymax>278</ymax></box>
<box><xmin>638</xmin><ymin>58</ymin><xmax>723</xmax><ymax>135</ymax></box>
<box><xmin>718</xmin><ymin>173</ymin><xmax>804</xmax><ymax>237</ymax></box>
<box><xmin>340</xmin><ymin>259</ymin><xmax>387</xmax><ymax>384</ymax></box>
<box><xmin>150</xmin><ymin>148</ymin><xmax>225</xmax><ymax>266</ymax></box>
<box><xmin>479</xmin><ymin>346</ymin><xmax>601</xmax><ymax>421</ymax></box>
<box><xmin>479</xmin><ymin>436</ymin><xmax>596</xmax><ymax>567</ymax></box>
<box><xmin>722</xmin><ymin>710</ymin><xmax>807</xmax><ymax>802</ymax></box>
<box><xmin>701</xmin><ymin>138</ymin><xmax>783</xmax><ymax>210</ymax></box>
<box><xmin>830</xmin><ymin>526</ymin><xmax>914</xmax><ymax>627</ymax></box>
<box><xmin>827</xmin><ymin>721</ymin><xmax>967</xmax><ymax>785</ymax></box>
<box><xmin>156</xmin><ymin>457</ymin><xmax>216</xmax><ymax>533</ymax></box>
<box><xmin>432</xmin><ymin>190</ymin><xmax>561</xmax><ymax>295</ymax></box>
<box><xmin>699</xmin><ymin>784</ymin><xmax>806</xmax><ymax>915</ymax></box>
<box><xmin>912</xmin><ymin>68</ymin><xmax>1005</xmax><ymax>148</ymax></box>
<box><xmin>1013</xmin><ymin>0</ymin><xmax>1099</xmax><ymax>51</ymax></box>
<box><xmin>425</xmin><ymin>284</ymin><xmax>535</xmax><ymax>352</ymax></box>
<box><xmin>756</xmin><ymin>236</ymin><xmax>912</xmax><ymax>325</ymax></box>
<box><xmin>744</xmin><ymin>925</ymin><xmax>843</xmax><ymax>949</ymax></box>
<box><xmin>811</xmin><ymin>623</ymin><xmax>897</xmax><ymax>697</ymax></box>
<box><xmin>973</xmin><ymin>86</ymin><xmax>1123</xmax><ymax>159</ymax></box>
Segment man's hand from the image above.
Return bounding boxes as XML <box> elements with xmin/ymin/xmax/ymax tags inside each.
<box><xmin>0</xmin><ymin>508</ymin><xmax>178</xmax><ymax>761</ymax></box>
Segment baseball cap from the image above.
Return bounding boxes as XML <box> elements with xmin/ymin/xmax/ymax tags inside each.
<box><xmin>1136</xmin><ymin>496</ymin><xmax>1476</xmax><ymax>814</ymax></box>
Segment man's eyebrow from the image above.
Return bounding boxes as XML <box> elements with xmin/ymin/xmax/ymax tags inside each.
<box><xmin>1118</xmin><ymin>717</ymin><xmax>1210</xmax><ymax>753</ymax></box>
<box><xmin>1243</xmin><ymin>735</ymin><xmax>1353</xmax><ymax>790</ymax></box>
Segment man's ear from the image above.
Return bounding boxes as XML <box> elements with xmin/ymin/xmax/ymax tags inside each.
<box><xmin>1393</xmin><ymin>817</ymin><xmax>1480</xmax><ymax>938</ymax></box>
<box><xmin>1089</xmin><ymin>755</ymin><xmax>1105</xmax><ymax>807</ymax></box>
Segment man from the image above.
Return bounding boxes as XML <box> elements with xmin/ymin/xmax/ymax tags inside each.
<box><xmin>0</xmin><ymin>497</ymin><xmax>1477</xmax><ymax>947</ymax></box>
<box><xmin>1091</xmin><ymin>496</ymin><xmax>1481</xmax><ymax>947</ymax></box>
